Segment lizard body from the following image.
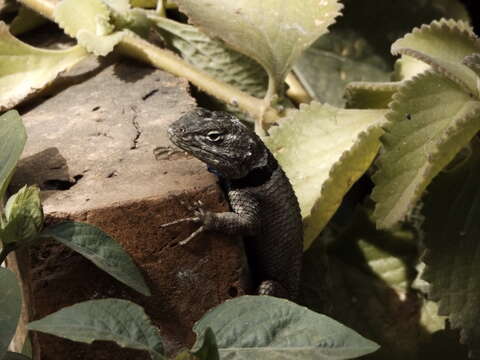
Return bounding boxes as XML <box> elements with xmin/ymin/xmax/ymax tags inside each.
<box><xmin>167</xmin><ymin>108</ymin><xmax>303</xmax><ymax>300</ymax></box>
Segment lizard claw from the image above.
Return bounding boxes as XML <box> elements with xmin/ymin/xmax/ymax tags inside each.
<box><xmin>160</xmin><ymin>216</ymin><xmax>201</xmax><ymax>228</ymax></box>
<box><xmin>178</xmin><ymin>225</ymin><xmax>205</xmax><ymax>245</ymax></box>
<box><xmin>161</xmin><ymin>199</ymin><xmax>208</xmax><ymax>245</ymax></box>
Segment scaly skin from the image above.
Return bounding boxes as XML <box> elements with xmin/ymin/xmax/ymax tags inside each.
<box><xmin>166</xmin><ymin>108</ymin><xmax>303</xmax><ymax>300</ymax></box>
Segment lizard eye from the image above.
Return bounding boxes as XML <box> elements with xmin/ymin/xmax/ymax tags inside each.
<box><xmin>206</xmin><ymin>131</ymin><xmax>224</xmax><ymax>143</ymax></box>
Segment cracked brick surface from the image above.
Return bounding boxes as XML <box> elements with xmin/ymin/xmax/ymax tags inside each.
<box><xmin>9</xmin><ymin>58</ymin><xmax>250</xmax><ymax>359</ymax></box>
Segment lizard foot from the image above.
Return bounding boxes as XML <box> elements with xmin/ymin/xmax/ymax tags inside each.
<box><xmin>161</xmin><ymin>200</ymin><xmax>208</xmax><ymax>245</ymax></box>
<box><xmin>257</xmin><ymin>280</ymin><xmax>289</xmax><ymax>299</ymax></box>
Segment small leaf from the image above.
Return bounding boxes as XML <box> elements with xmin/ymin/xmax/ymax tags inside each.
<box><xmin>54</xmin><ymin>0</ymin><xmax>126</xmax><ymax>56</ymax></box>
<box><xmin>174</xmin><ymin>0</ymin><xmax>342</xmax><ymax>94</ymax></box>
<box><xmin>264</xmin><ymin>102</ymin><xmax>385</xmax><ymax>248</ymax></box>
<box><xmin>391</xmin><ymin>19</ymin><xmax>480</xmax><ymax>95</ymax></box>
<box><xmin>193</xmin><ymin>295</ymin><xmax>379</xmax><ymax>359</ymax></box>
<box><xmin>421</xmin><ymin>140</ymin><xmax>480</xmax><ymax>358</ymax></box>
<box><xmin>150</xmin><ymin>15</ymin><xmax>268</xmax><ymax>100</ymax></box>
<box><xmin>28</xmin><ymin>299</ymin><xmax>165</xmax><ymax>359</ymax></box>
<box><xmin>0</xmin><ymin>268</ymin><xmax>22</xmax><ymax>359</ymax></box>
<box><xmin>1</xmin><ymin>186</ymin><xmax>43</xmax><ymax>246</ymax></box>
<box><xmin>190</xmin><ymin>327</ymin><xmax>219</xmax><ymax>360</ymax></box>
<box><xmin>0</xmin><ymin>23</ymin><xmax>88</xmax><ymax>110</ymax></box>
<box><xmin>40</xmin><ymin>222</ymin><xmax>151</xmax><ymax>296</ymax></box>
<box><xmin>372</xmin><ymin>70</ymin><xmax>480</xmax><ymax>228</ymax></box>
<box><xmin>0</xmin><ymin>110</ymin><xmax>26</xmax><ymax>201</ymax></box>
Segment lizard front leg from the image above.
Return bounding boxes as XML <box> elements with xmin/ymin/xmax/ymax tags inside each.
<box><xmin>162</xmin><ymin>190</ymin><xmax>260</xmax><ymax>244</ymax></box>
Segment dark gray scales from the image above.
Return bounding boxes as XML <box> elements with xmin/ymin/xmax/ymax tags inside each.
<box><xmin>165</xmin><ymin>108</ymin><xmax>303</xmax><ymax>300</ymax></box>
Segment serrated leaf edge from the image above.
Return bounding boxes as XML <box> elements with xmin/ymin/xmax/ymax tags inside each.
<box><xmin>373</xmin><ymin>70</ymin><xmax>480</xmax><ymax>228</ymax></box>
<box><xmin>392</xmin><ymin>18</ymin><xmax>480</xmax><ymax>56</ymax></box>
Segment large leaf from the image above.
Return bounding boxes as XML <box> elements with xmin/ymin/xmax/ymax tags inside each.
<box><xmin>28</xmin><ymin>299</ymin><xmax>165</xmax><ymax>359</ymax></box>
<box><xmin>40</xmin><ymin>222</ymin><xmax>150</xmax><ymax>296</ymax></box>
<box><xmin>1</xmin><ymin>186</ymin><xmax>43</xmax><ymax>246</ymax></box>
<box><xmin>421</xmin><ymin>140</ymin><xmax>480</xmax><ymax>358</ymax></box>
<box><xmin>264</xmin><ymin>102</ymin><xmax>385</xmax><ymax>248</ymax></box>
<box><xmin>0</xmin><ymin>110</ymin><xmax>26</xmax><ymax>202</ymax></box>
<box><xmin>174</xmin><ymin>0</ymin><xmax>342</xmax><ymax>96</ymax></box>
<box><xmin>372</xmin><ymin>71</ymin><xmax>480</xmax><ymax>228</ymax></box>
<box><xmin>150</xmin><ymin>15</ymin><xmax>268</xmax><ymax>100</ymax></box>
<box><xmin>0</xmin><ymin>22</ymin><xmax>87</xmax><ymax>110</ymax></box>
<box><xmin>391</xmin><ymin>19</ymin><xmax>480</xmax><ymax>96</ymax></box>
<box><xmin>53</xmin><ymin>0</ymin><xmax>125</xmax><ymax>56</ymax></box>
<box><xmin>0</xmin><ymin>268</ymin><xmax>22</xmax><ymax>359</ymax></box>
<box><xmin>193</xmin><ymin>295</ymin><xmax>379</xmax><ymax>359</ymax></box>
<box><xmin>294</xmin><ymin>0</ymin><xmax>468</xmax><ymax>107</ymax></box>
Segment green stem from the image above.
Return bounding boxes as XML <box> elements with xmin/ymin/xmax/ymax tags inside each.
<box><xmin>18</xmin><ymin>0</ymin><xmax>280</xmax><ymax>124</ymax></box>
<box><xmin>118</xmin><ymin>34</ymin><xmax>267</xmax><ymax>121</ymax></box>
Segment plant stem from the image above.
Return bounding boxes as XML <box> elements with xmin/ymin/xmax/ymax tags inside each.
<box><xmin>118</xmin><ymin>33</ymin><xmax>269</xmax><ymax>121</ymax></box>
<box><xmin>18</xmin><ymin>0</ymin><xmax>280</xmax><ymax>125</ymax></box>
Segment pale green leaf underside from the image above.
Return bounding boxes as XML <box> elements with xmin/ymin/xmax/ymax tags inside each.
<box><xmin>40</xmin><ymin>222</ymin><xmax>151</xmax><ymax>296</ymax></box>
<box><xmin>174</xmin><ymin>0</ymin><xmax>342</xmax><ymax>93</ymax></box>
<box><xmin>150</xmin><ymin>15</ymin><xmax>268</xmax><ymax>99</ymax></box>
<box><xmin>392</xmin><ymin>55</ymin><xmax>431</xmax><ymax>82</ymax></box>
<box><xmin>0</xmin><ymin>110</ymin><xmax>26</xmax><ymax>202</ymax></box>
<box><xmin>0</xmin><ymin>22</ymin><xmax>87</xmax><ymax>110</ymax></box>
<box><xmin>54</xmin><ymin>0</ymin><xmax>125</xmax><ymax>56</ymax></box>
<box><xmin>265</xmin><ymin>102</ymin><xmax>385</xmax><ymax>249</ymax></box>
<box><xmin>421</xmin><ymin>141</ymin><xmax>480</xmax><ymax>357</ymax></box>
<box><xmin>194</xmin><ymin>295</ymin><xmax>379</xmax><ymax>359</ymax></box>
<box><xmin>391</xmin><ymin>18</ymin><xmax>480</xmax><ymax>96</ymax></box>
<box><xmin>28</xmin><ymin>299</ymin><xmax>165</xmax><ymax>358</ymax></box>
<box><xmin>0</xmin><ymin>268</ymin><xmax>22</xmax><ymax>359</ymax></box>
<box><xmin>372</xmin><ymin>70</ymin><xmax>480</xmax><ymax>228</ymax></box>
<box><xmin>345</xmin><ymin>81</ymin><xmax>401</xmax><ymax>109</ymax></box>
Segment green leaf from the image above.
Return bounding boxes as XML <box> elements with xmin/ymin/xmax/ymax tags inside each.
<box><xmin>345</xmin><ymin>81</ymin><xmax>401</xmax><ymax>109</ymax></box>
<box><xmin>40</xmin><ymin>222</ymin><xmax>150</xmax><ymax>296</ymax></box>
<box><xmin>0</xmin><ymin>268</ymin><xmax>22</xmax><ymax>359</ymax></box>
<box><xmin>294</xmin><ymin>30</ymin><xmax>391</xmax><ymax>107</ymax></box>
<box><xmin>190</xmin><ymin>327</ymin><xmax>219</xmax><ymax>360</ymax></box>
<box><xmin>174</xmin><ymin>0</ymin><xmax>342</xmax><ymax>95</ymax></box>
<box><xmin>372</xmin><ymin>70</ymin><xmax>480</xmax><ymax>228</ymax></box>
<box><xmin>150</xmin><ymin>15</ymin><xmax>268</xmax><ymax>100</ymax></box>
<box><xmin>1</xmin><ymin>186</ymin><xmax>43</xmax><ymax>246</ymax></box>
<box><xmin>53</xmin><ymin>0</ymin><xmax>125</xmax><ymax>56</ymax></box>
<box><xmin>392</xmin><ymin>55</ymin><xmax>431</xmax><ymax>82</ymax></box>
<box><xmin>2</xmin><ymin>352</ymin><xmax>31</xmax><ymax>360</ymax></box>
<box><xmin>0</xmin><ymin>22</ymin><xmax>88</xmax><ymax>110</ymax></box>
<box><xmin>421</xmin><ymin>140</ymin><xmax>480</xmax><ymax>358</ymax></box>
<box><xmin>264</xmin><ymin>102</ymin><xmax>385</xmax><ymax>249</ymax></box>
<box><xmin>193</xmin><ymin>295</ymin><xmax>379</xmax><ymax>359</ymax></box>
<box><xmin>293</xmin><ymin>0</ymin><xmax>468</xmax><ymax>107</ymax></box>
<box><xmin>9</xmin><ymin>6</ymin><xmax>48</xmax><ymax>35</ymax></box>
<box><xmin>391</xmin><ymin>19</ymin><xmax>480</xmax><ymax>96</ymax></box>
<box><xmin>28</xmin><ymin>299</ymin><xmax>165</xmax><ymax>359</ymax></box>
<box><xmin>0</xmin><ymin>110</ymin><xmax>26</xmax><ymax>202</ymax></box>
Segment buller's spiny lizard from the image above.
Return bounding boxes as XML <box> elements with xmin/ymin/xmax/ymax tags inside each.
<box><xmin>164</xmin><ymin>108</ymin><xmax>303</xmax><ymax>300</ymax></box>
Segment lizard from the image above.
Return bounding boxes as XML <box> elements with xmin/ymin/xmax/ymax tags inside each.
<box><xmin>163</xmin><ymin>108</ymin><xmax>303</xmax><ymax>300</ymax></box>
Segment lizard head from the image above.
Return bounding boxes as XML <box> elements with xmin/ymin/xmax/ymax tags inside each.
<box><xmin>168</xmin><ymin>108</ymin><xmax>269</xmax><ymax>179</ymax></box>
